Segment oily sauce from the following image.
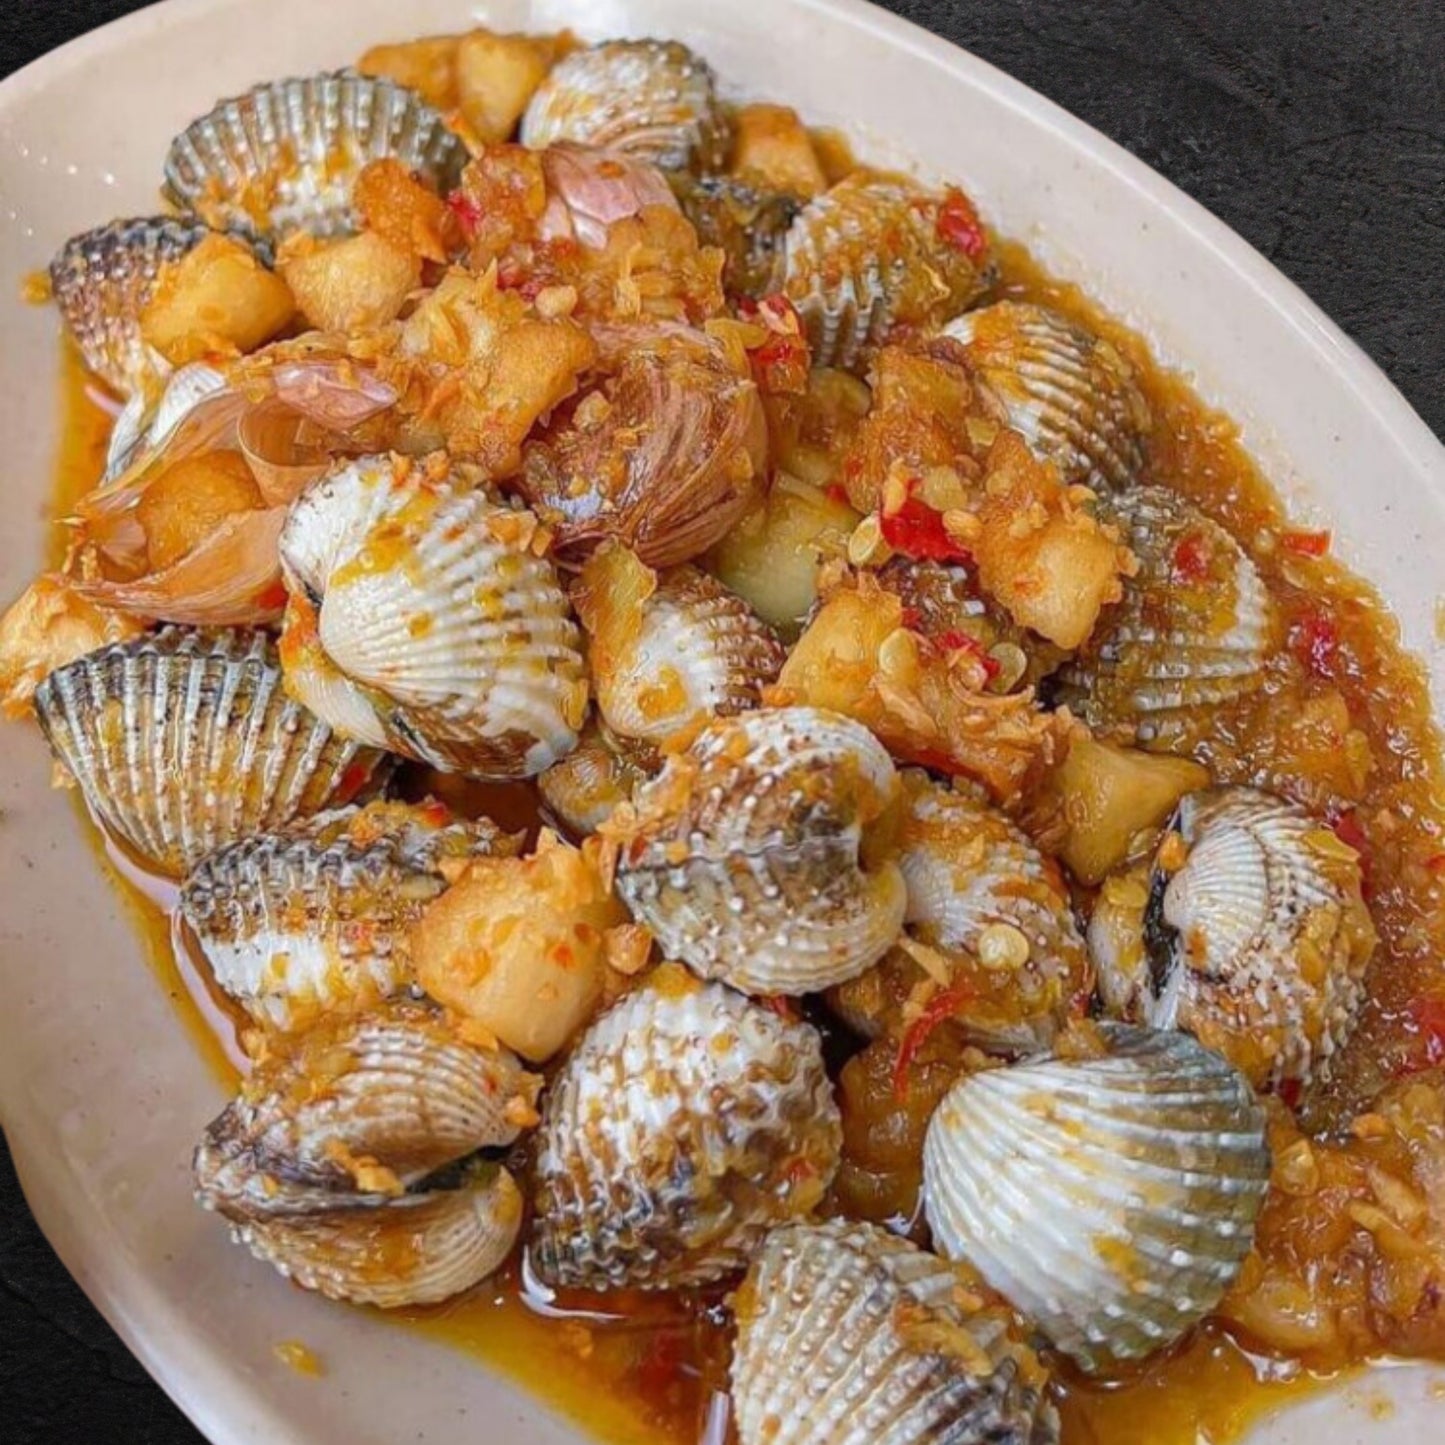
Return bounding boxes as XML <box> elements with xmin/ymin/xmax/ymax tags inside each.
<box><xmin>52</xmin><ymin>208</ymin><xmax>1444</xmax><ymax>1442</ymax></box>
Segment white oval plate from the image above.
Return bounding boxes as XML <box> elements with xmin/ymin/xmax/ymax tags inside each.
<box><xmin>1</xmin><ymin>2</ymin><xmax>1442</xmax><ymax>1441</ymax></box>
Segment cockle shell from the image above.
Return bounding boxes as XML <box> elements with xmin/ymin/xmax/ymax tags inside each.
<box><xmin>610</xmin><ymin>707</ymin><xmax>907</xmax><ymax>995</ymax></box>
<box><xmin>194</xmin><ymin>1004</ymin><xmax>534</xmax><ymax>1307</ymax></box>
<box><xmin>537</xmin><ymin>723</ymin><xmax>649</xmax><ymax>837</ymax></box>
<box><xmin>531</xmin><ymin>968</ymin><xmax>840</xmax><ymax>1290</ymax></box>
<box><xmin>164</xmin><ymin>71</ymin><xmax>466</xmax><ymax>240</ymax></box>
<box><xmin>179</xmin><ymin>800</ymin><xmax>522</xmax><ymax>1031</ymax></box>
<box><xmin>521</xmin><ymin>39</ymin><xmax>728</xmax><ymax>172</ymax></box>
<box><xmin>779</xmin><ymin>176</ymin><xmax>992</xmax><ymax>373</ymax></box>
<box><xmin>941</xmin><ymin>302</ymin><xmax>1150</xmax><ymax>491</ymax></box>
<box><xmin>278</xmin><ymin>456</ymin><xmax>589</xmax><ymax>778</ymax></box>
<box><xmin>1088</xmin><ymin>787</ymin><xmax>1377</xmax><ymax>1089</ymax></box>
<box><xmin>33</xmin><ymin>627</ymin><xmax>388</xmax><ymax>878</ymax></box>
<box><xmin>102</xmin><ymin>360</ymin><xmax>230</xmax><ymax>483</ymax></box>
<box><xmin>922</xmin><ymin>1023</ymin><xmax>1270</xmax><ymax>1372</ymax></box>
<box><xmin>49</xmin><ymin>216</ymin><xmax>210</xmax><ymax>396</ymax></box>
<box><xmin>731</xmin><ymin>1220</ymin><xmax>1060</xmax><ymax>1445</ymax></box>
<box><xmin>573</xmin><ymin>547</ymin><xmax>786</xmax><ymax>761</ymax></box>
<box><xmin>1053</xmin><ymin>486</ymin><xmax>1276</xmax><ymax>745</ymax></box>
<box><xmin>519</xmin><ymin>329</ymin><xmax>767</xmax><ymax>569</ymax></box>
<box><xmin>893</xmin><ymin>772</ymin><xmax>1091</xmax><ymax>1052</ymax></box>
<box><xmin>674</xmin><ymin>175</ymin><xmax>802</xmax><ymax>298</ymax></box>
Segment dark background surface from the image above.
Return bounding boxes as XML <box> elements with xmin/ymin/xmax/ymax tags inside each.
<box><xmin>1</xmin><ymin>1</ymin><xmax>1442</xmax><ymax>1440</ymax></box>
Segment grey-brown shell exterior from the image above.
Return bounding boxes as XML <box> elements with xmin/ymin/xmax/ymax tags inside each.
<box><xmin>531</xmin><ymin>972</ymin><xmax>840</xmax><ymax>1291</ymax></box>
<box><xmin>163</xmin><ymin>71</ymin><xmax>466</xmax><ymax>240</ymax></box>
<box><xmin>612</xmin><ymin>707</ymin><xmax>907</xmax><ymax>994</ymax></box>
<box><xmin>278</xmin><ymin>456</ymin><xmax>589</xmax><ymax>778</ymax></box>
<box><xmin>32</xmin><ymin>627</ymin><xmax>389</xmax><ymax>879</ymax></box>
<box><xmin>49</xmin><ymin>216</ymin><xmax>211</xmax><ymax>397</ymax></box>
<box><xmin>732</xmin><ymin>1220</ymin><xmax>1060</xmax><ymax>1445</ymax></box>
<box><xmin>1053</xmin><ymin>486</ymin><xmax>1276</xmax><ymax>746</ymax></box>
<box><xmin>194</xmin><ymin>1005</ymin><xmax>534</xmax><ymax>1307</ymax></box>
<box><xmin>922</xmin><ymin>1024</ymin><xmax>1269</xmax><ymax>1373</ymax></box>
<box><xmin>1088</xmin><ymin>787</ymin><xmax>1377</xmax><ymax>1090</ymax></box>
<box><xmin>941</xmin><ymin>302</ymin><xmax>1150</xmax><ymax>492</ymax></box>
<box><xmin>520</xmin><ymin>39</ymin><xmax>728</xmax><ymax>173</ymax></box>
<box><xmin>179</xmin><ymin>801</ymin><xmax>522</xmax><ymax>1031</ymax></box>
<box><xmin>779</xmin><ymin>176</ymin><xmax>993</xmax><ymax>373</ymax></box>
<box><xmin>896</xmin><ymin>773</ymin><xmax>1091</xmax><ymax>1052</ymax></box>
<box><xmin>583</xmin><ymin>566</ymin><xmax>786</xmax><ymax>761</ymax></box>
<box><xmin>674</xmin><ymin>175</ymin><xmax>802</xmax><ymax>298</ymax></box>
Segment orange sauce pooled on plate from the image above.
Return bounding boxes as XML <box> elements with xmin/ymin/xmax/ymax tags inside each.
<box><xmin>59</xmin><ymin>221</ymin><xmax>1430</xmax><ymax>1441</ymax></box>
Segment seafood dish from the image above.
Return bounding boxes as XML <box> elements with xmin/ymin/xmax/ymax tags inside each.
<box><xmin>5</xmin><ymin>18</ymin><xmax>1445</xmax><ymax>1445</ymax></box>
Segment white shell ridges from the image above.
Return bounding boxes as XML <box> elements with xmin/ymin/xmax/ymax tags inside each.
<box><xmin>1089</xmin><ymin>787</ymin><xmax>1376</xmax><ymax>1089</ymax></box>
<box><xmin>612</xmin><ymin>707</ymin><xmax>907</xmax><ymax>994</ymax></box>
<box><xmin>32</xmin><ymin>627</ymin><xmax>388</xmax><ymax>878</ymax></box>
<box><xmin>586</xmin><ymin>565</ymin><xmax>785</xmax><ymax>758</ymax></box>
<box><xmin>732</xmin><ymin>1220</ymin><xmax>1059</xmax><ymax>1445</ymax></box>
<box><xmin>1054</xmin><ymin>486</ymin><xmax>1276</xmax><ymax>745</ymax></box>
<box><xmin>279</xmin><ymin>457</ymin><xmax>588</xmax><ymax>778</ymax></box>
<box><xmin>922</xmin><ymin>1023</ymin><xmax>1269</xmax><ymax>1372</ymax></box>
<box><xmin>228</xmin><ymin>1164</ymin><xmax>522</xmax><ymax>1309</ymax></box>
<box><xmin>780</xmin><ymin>176</ymin><xmax>992</xmax><ymax>373</ymax></box>
<box><xmin>531</xmin><ymin>971</ymin><xmax>840</xmax><ymax>1290</ymax></box>
<box><xmin>49</xmin><ymin>217</ymin><xmax>211</xmax><ymax>396</ymax></box>
<box><xmin>163</xmin><ymin>71</ymin><xmax>466</xmax><ymax>239</ymax></box>
<box><xmin>537</xmin><ymin>724</ymin><xmax>647</xmax><ymax>837</ymax></box>
<box><xmin>896</xmin><ymin>774</ymin><xmax>1090</xmax><ymax>1052</ymax></box>
<box><xmin>521</xmin><ymin>39</ymin><xmax>728</xmax><ymax>172</ymax></box>
<box><xmin>194</xmin><ymin>1005</ymin><xmax>533</xmax><ymax>1308</ymax></box>
<box><xmin>103</xmin><ymin>360</ymin><xmax>230</xmax><ymax>483</ymax></box>
<box><xmin>179</xmin><ymin>801</ymin><xmax>521</xmax><ymax>1030</ymax></box>
<box><xmin>941</xmin><ymin>302</ymin><xmax>1149</xmax><ymax>491</ymax></box>
<box><xmin>193</xmin><ymin>1004</ymin><xmax>533</xmax><ymax>1217</ymax></box>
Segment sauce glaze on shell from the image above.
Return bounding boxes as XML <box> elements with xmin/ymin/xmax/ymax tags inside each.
<box><xmin>164</xmin><ymin>71</ymin><xmax>466</xmax><ymax>240</ymax></box>
<box><xmin>49</xmin><ymin>217</ymin><xmax>214</xmax><ymax>397</ymax></box>
<box><xmin>922</xmin><ymin>1023</ymin><xmax>1270</xmax><ymax>1373</ymax></box>
<box><xmin>180</xmin><ymin>800</ymin><xmax>522</xmax><ymax>1031</ymax></box>
<box><xmin>1089</xmin><ymin>786</ymin><xmax>1376</xmax><ymax>1089</ymax></box>
<box><xmin>609</xmin><ymin>706</ymin><xmax>907</xmax><ymax>995</ymax></box>
<box><xmin>731</xmin><ymin>1219</ymin><xmax>1060</xmax><ymax>1445</ymax></box>
<box><xmin>941</xmin><ymin>301</ymin><xmax>1150</xmax><ymax>492</ymax></box>
<box><xmin>33</xmin><ymin>626</ymin><xmax>388</xmax><ymax>878</ymax></box>
<box><xmin>530</xmin><ymin>968</ymin><xmax>840</xmax><ymax>1290</ymax></box>
<box><xmin>572</xmin><ymin>545</ymin><xmax>786</xmax><ymax>762</ymax></box>
<box><xmin>194</xmin><ymin>1004</ymin><xmax>536</xmax><ymax>1307</ymax></box>
<box><xmin>278</xmin><ymin>456</ymin><xmax>588</xmax><ymax>778</ymax></box>
<box><xmin>779</xmin><ymin>175</ymin><xmax>993</xmax><ymax>373</ymax></box>
<box><xmin>520</xmin><ymin>39</ymin><xmax>729</xmax><ymax>173</ymax></box>
<box><xmin>1053</xmin><ymin>485</ymin><xmax>1277</xmax><ymax>746</ymax></box>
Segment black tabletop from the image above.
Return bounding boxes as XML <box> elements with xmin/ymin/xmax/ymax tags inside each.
<box><xmin>2</xmin><ymin>2</ymin><xmax>1442</xmax><ymax>1441</ymax></box>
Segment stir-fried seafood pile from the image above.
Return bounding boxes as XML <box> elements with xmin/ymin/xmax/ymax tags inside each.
<box><xmin>6</xmin><ymin>24</ymin><xmax>1445</xmax><ymax>1445</ymax></box>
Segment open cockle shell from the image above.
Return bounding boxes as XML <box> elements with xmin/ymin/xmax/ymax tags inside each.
<box><xmin>229</xmin><ymin>1163</ymin><xmax>523</xmax><ymax>1309</ymax></box>
<box><xmin>1089</xmin><ymin>786</ymin><xmax>1377</xmax><ymax>1089</ymax></box>
<box><xmin>941</xmin><ymin>301</ymin><xmax>1150</xmax><ymax>492</ymax></box>
<box><xmin>179</xmin><ymin>800</ymin><xmax>522</xmax><ymax>1031</ymax></box>
<box><xmin>531</xmin><ymin>968</ymin><xmax>840</xmax><ymax>1290</ymax></box>
<box><xmin>1054</xmin><ymin>486</ymin><xmax>1276</xmax><ymax>746</ymax></box>
<box><xmin>278</xmin><ymin>455</ymin><xmax>588</xmax><ymax>777</ymax></box>
<box><xmin>33</xmin><ymin>627</ymin><xmax>388</xmax><ymax>878</ymax></box>
<box><xmin>779</xmin><ymin>175</ymin><xmax>993</xmax><ymax>373</ymax></box>
<box><xmin>49</xmin><ymin>216</ymin><xmax>211</xmax><ymax>397</ymax></box>
<box><xmin>537</xmin><ymin>722</ymin><xmax>649</xmax><ymax>837</ymax></box>
<box><xmin>892</xmin><ymin>772</ymin><xmax>1091</xmax><ymax>1053</ymax></box>
<box><xmin>572</xmin><ymin>543</ymin><xmax>786</xmax><ymax>761</ymax></box>
<box><xmin>520</xmin><ymin>38</ymin><xmax>728</xmax><ymax>172</ymax></box>
<box><xmin>609</xmin><ymin>706</ymin><xmax>908</xmax><ymax>995</ymax></box>
<box><xmin>164</xmin><ymin>71</ymin><xmax>466</xmax><ymax>240</ymax></box>
<box><xmin>922</xmin><ymin>1023</ymin><xmax>1270</xmax><ymax>1372</ymax></box>
<box><xmin>194</xmin><ymin>1004</ymin><xmax>534</xmax><ymax>1308</ymax></box>
<box><xmin>731</xmin><ymin>1219</ymin><xmax>1060</xmax><ymax>1445</ymax></box>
